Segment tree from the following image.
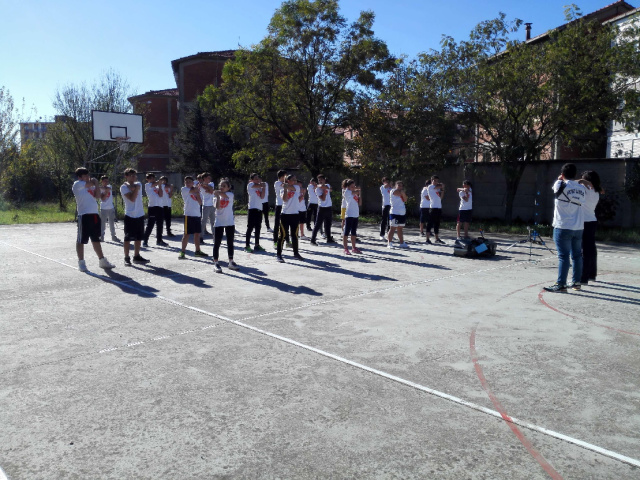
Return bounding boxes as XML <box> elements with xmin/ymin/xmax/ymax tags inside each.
<box><xmin>49</xmin><ymin>69</ymin><xmax>140</xmax><ymax>174</ymax></box>
<box><xmin>431</xmin><ymin>7</ymin><xmax>640</xmax><ymax>221</ymax></box>
<box><xmin>206</xmin><ymin>0</ymin><xmax>395</xmax><ymax>177</ymax></box>
<box><xmin>0</xmin><ymin>86</ymin><xmax>19</xmax><ymax>157</ymax></box>
<box><xmin>345</xmin><ymin>57</ymin><xmax>458</xmax><ymax>182</ymax></box>
<box><xmin>171</xmin><ymin>102</ymin><xmax>240</xmax><ymax>180</ymax></box>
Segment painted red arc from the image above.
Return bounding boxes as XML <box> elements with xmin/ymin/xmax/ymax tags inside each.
<box><xmin>470</xmin><ymin>325</ymin><xmax>564</xmax><ymax>480</ymax></box>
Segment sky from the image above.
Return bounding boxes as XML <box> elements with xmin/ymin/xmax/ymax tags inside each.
<box><xmin>1</xmin><ymin>0</ymin><xmax>632</xmax><ymax>121</ymax></box>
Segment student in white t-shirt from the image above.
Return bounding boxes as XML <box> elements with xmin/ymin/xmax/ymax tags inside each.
<box><xmin>425</xmin><ymin>175</ymin><xmax>446</xmax><ymax>245</ymax></box>
<box><xmin>179</xmin><ymin>176</ymin><xmax>208</xmax><ymax>260</ymax></box>
<box><xmin>297</xmin><ymin>180</ymin><xmax>308</xmax><ymax>238</ymax></box>
<box><xmin>419</xmin><ymin>179</ymin><xmax>430</xmax><ymax>237</ymax></box>
<box><xmin>342</xmin><ymin>179</ymin><xmax>363</xmax><ymax>255</ymax></box>
<box><xmin>379</xmin><ymin>177</ymin><xmax>392</xmax><ymax>239</ymax></box>
<box><xmin>276</xmin><ymin>174</ymin><xmax>304</xmax><ymax>262</ymax></box>
<box><xmin>120</xmin><ymin>168</ymin><xmax>149</xmax><ymax>266</ymax></box>
<box><xmin>306</xmin><ymin>178</ymin><xmax>319</xmax><ymax>231</ymax></box>
<box><xmin>273</xmin><ymin>169</ymin><xmax>287</xmax><ymax>247</ymax></box>
<box><xmin>388</xmin><ymin>180</ymin><xmax>409</xmax><ymax>248</ymax></box>
<box><xmin>72</xmin><ymin>167</ymin><xmax>115</xmax><ymax>272</ymax></box>
<box><xmin>578</xmin><ymin>170</ymin><xmax>602</xmax><ymax>285</ymax></box>
<box><xmin>456</xmin><ymin>180</ymin><xmax>473</xmax><ymax>240</ymax></box>
<box><xmin>245</xmin><ymin>173</ymin><xmax>266</xmax><ymax>253</ymax></box>
<box><xmin>261</xmin><ymin>179</ymin><xmax>272</xmax><ymax>232</ymax></box>
<box><xmin>200</xmin><ymin>172</ymin><xmax>216</xmax><ymax>242</ymax></box>
<box><xmin>212</xmin><ymin>178</ymin><xmax>238</xmax><ymax>273</ymax></box>
<box><xmin>159</xmin><ymin>176</ymin><xmax>175</xmax><ymax>236</ymax></box>
<box><xmin>340</xmin><ymin>179</ymin><xmax>348</xmax><ymax>234</ymax></box>
<box><xmin>310</xmin><ymin>174</ymin><xmax>335</xmax><ymax>245</ymax></box>
<box><xmin>99</xmin><ymin>175</ymin><xmax>120</xmax><ymax>242</ymax></box>
<box><xmin>143</xmin><ymin>173</ymin><xmax>166</xmax><ymax>247</ymax></box>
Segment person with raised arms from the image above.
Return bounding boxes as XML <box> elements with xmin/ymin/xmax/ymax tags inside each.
<box><xmin>456</xmin><ymin>180</ymin><xmax>473</xmax><ymax>240</ymax></box>
<box><xmin>306</xmin><ymin>177</ymin><xmax>320</xmax><ymax>233</ymax></box>
<box><xmin>245</xmin><ymin>173</ymin><xmax>266</xmax><ymax>253</ymax></box>
<box><xmin>120</xmin><ymin>168</ymin><xmax>150</xmax><ymax>266</ymax></box>
<box><xmin>212</xmin><ymin>178</ymin><xmax>239</xmax><ymax>273</ymax></box>
<box><xmin>297</xmin><ymin>179</ymin><xmax>308</xmax><ymax>239</ymax></box>
<box><xmin>99</xmin><ymin>175</ymin><xmax>120</xmax><ymax>243</ymax></box>
<box><xmin>200</xmin><ymin>172</ymin><xmax>216</xmax><ymax>244</ymax></box>
<box><xmin>143</xmin><ymin>173</ymin><xmax>166</xmax><ymax>247</ymax></box>
<box><xmin>179</xmin><ymin>176</ymin><xmax>208</xmax><ymax>260</ymax></box>
<box><xmin>388</xmin><ymin>180</ymin><xmax>409</xmax><ymax>249</ymax></box>
<box><xmin>379</xmin><ymin>177</ymin><xmax>392</xmax><ymax>240</ymax></box>
<box><xmin>159</xmin><ymin>176</ymin><xmax>175</xmax><ymax>237</ymax></box>
<box><xmin>273</xmin><ymin>169</ymin><xmax>288</xmax><ymax>248</ymax></box>
<box><xmin>262</xmin><ymin>177</ymin><xmax>272</xmax><ymax>233</ymax></box>
<box><xmin>72</xmin><ymin>167</ymin><xmax>115</xmax><ymax>272</ymax></box>
<box><xmin>419</xmin><ymin>179</ymin><xmax>430</xmax><ymax>237</ymax></box>
<box><xmin>310</xmin><ymin>174</ymin><xmax>335</xmax><ymax>245</ymax></box>
<box><xmin>342</xmin><ymin>179</ymin><xmax>363</xmax><ymax>255</ymax></box>
<box><xmin>425</xmin><ymin>175</ymin><xmax>446</xmax><ymax>245</ymax></box>
<box><xmin>277</xmin><ymin>174</ymin><xmax>304</xmax><ymax>263</ymax></box>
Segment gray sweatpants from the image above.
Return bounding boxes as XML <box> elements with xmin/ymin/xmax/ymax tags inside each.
<box><xmin>100</xmin><ymin>208</ymin><xmax>117</xmax><ymax>239</ymax></box>
<box><xmin>202</xmin><ymin>205</ymin><xmax>216</xmax><ymax>235</ymax></box>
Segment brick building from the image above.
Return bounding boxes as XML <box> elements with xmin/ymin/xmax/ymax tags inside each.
<box><xmin>128</xmin><ymin>50</ymin><xmax>236</xmax><ymax>171</ymax></box>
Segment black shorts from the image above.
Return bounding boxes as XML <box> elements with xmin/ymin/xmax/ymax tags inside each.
<box><xmin>458</xmin><ymin>209</ymin><xmax>472</xmax><ymax>223</ymax></box>
<box><xmin>343</xmin><ymin>217</ymin><xmax>359</xmax><ymax>236</ymax></box>
<box><xmin>420</xmin><ymin>208</ymin><xmax>430</xmax><ymax>224</ymax></box>
<box><xmin>124</xmin><ymin>216</ymin><xmax>145</xmax><ymax>242</ymax></box>
<box><xmin>184</xmin><ymin>216</ymin><xmax>202</xmax><ymax>235</ymax></box>
<box><xmin>389</xmin><ymin>214</ymin><xmax>406</xmax><ymax>227</ymax></box>
<box><xmin>77</xmin><ymin>214</ymin><xmax>101</xmax><ymax>244</ymax></box>
<box><xmin>298</xmin><ymin>211</ymin><xmax>306</xmax><ymax>225</ymax></box>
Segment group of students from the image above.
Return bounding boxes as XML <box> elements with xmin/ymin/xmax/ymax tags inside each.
<box><xmin>379</xmin><ymin>176</ymin><xmax>474</xmax><ymax>248</ymax></box>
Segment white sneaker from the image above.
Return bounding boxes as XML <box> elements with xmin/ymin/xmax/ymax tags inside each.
<box><xmin>78</xmin><ymin>259</ymin><xmax>88</xmax><ymax>272</ymax></box>
<box><xmin>399</xmin><ymin>242</ymin><xmax>409</xmax><ymax>248</ymax></box>
<box><xmin>387</xmin><ymin>242</ymin><xmax>394</xmax><ymax>249</ymax></box>
<box><xmin>214</xmin><ymin>262</ymin><xmax>222</xmax><ymax>273</ymax></box>
<box><xmin>300</xmin><ymin>234</ymin><xmax>307</xmax><ymax>239</ymax></box>
<box><xmin>228</xmin><ymin>261</ymin><xmax>239</xmax><ymax>271</ymax></box>
<box><xmin>380</xmin><ymin>235</ymin><xmax>386</xmax><ymax>241</ymax></box>
<box><xmin>99</xmin><ymin>257</ymin><xmax>115</xmax><ymax>269</ymax></box>
<box><xmin>321</xmin><ymin>233</ymin><xmax>327</xmax><ymax>239</ymax></box>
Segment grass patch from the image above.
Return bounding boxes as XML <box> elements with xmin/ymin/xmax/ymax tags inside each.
<box><xmin>0</xmin><ymin>202</ymin><xmax>77</xmax><ymax>224</ymax></box>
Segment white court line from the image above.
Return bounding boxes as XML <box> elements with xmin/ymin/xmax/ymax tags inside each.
<box><xmin>0</xmin><ymin>465</ymin><xmax>8</xmax><ymax>480</ymax></box>
<box><xmin>2</xmin><ymin>241</ymin><xmax>640</xmax><ymax>469</ymax></box>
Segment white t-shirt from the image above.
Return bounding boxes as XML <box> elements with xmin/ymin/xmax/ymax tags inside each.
<box><xmin>73</xmin><ymin>180</ymin><xmax>99</xmax><ymax>215</ymax></box>
<box><xmin>316</xmin><ymin>184</ymin><xmax>332</xmax><ymax>208</ymax></box>
<box><xmin>247</xmin><ymin>182</ymin><xmax>263</xmax><ymax>210</ymax></box>
<box><xmin>459</xmin><ymin>189</ymin><xmax>472</xmax><ymax>211</ymax></box>
<box><xmin>552</xmin><ymin>179</ymin><xmax>586</xmax><ymax>230</ymax></box>
<box><xmin>120</xmin><ymin>182</ymin><xmax>144</xmax><ymax>218</ymax></box>
<box><xmin>162</xmin><ymin>184</ymin><xmax>172</xmax><ymax>208</ymax></box>
<box><xmin>390</xmin><ymin>189</ymin><xmax>406</xmax><ymax>215</ymax></box>
<box><xmin>582</xmin><ymin>188</ymin><xmax>599</xmax><ymax>223</ymax></box>
<box><xmin>200</xmin><ymin>182</ymin><xmax>215</xmax><ymax>207</ymax></box>
<box><xmin>145</xmin><ymin>182</ymin><xmax>163</xmax><ymax>208</ymax></box>
<box><xmin>182</xmin><ymin>186</ymin><xmax>201</xmax><ymax>217</ymax></box>
<box><xmin>214</xmin><ymin>191</ymin><xmax>234</xmax><ymax>227</ymax></box>
<box><xmin>341</xmin><ymin>189</ymin><xmax>347</xmax><ymax>209</ymax></box>
<box><xmin>420</xmin><ymin>187</ymin><xmax>430</xmax><ymax>209</ymax></box>
<box><xmin>307</xmin><ymin>184</ymin><xmax>318</xmax><ymax>204</ymax></box>
<box><xmin>274</xmin><ymin>180</ymin><xmax>284</xmax><ymax>206</ymax></box>
<box><xmin>344</xmin><ymin>189</ymin><xmax>359</xmax><ymax>218</ymax></box>
<box><xmin>100</xmin><ymin>185</ymin><xmax>115</xmax><ymax>210</ymax></box>
<box><xmin>427</xmin><ymin>184</ymin><xmax>442</xmax><ymax>209</ymax></box>
<box><xmin>282</xmin><ymin>184</ymin><xmax>301</xmax><ymax>215</ymax></box>
<box><xmin>262</xmin><ymin>182</ymin><xmax>269</xmax><ymax>203</ymax></box>
<box><xmin>298</xmin><ymin>187</ymin><xmax>307</xmax><ymax>213</ymax></box>
<box><xmin>380</xmin><ymin>185</ymin><xmax>392</xmax><ymax>207</ymax></box>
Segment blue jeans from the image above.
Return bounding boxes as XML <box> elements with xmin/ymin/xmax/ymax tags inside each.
<box><xmin>553</xmin><ymin>228</ymin><xmax>583</xmax><ymax>286</ymax></box>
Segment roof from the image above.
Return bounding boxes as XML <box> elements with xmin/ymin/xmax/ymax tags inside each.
<box><xmin>128</xmin><ymin>88</ymin><xmax>179</xmax><ymax>102</ymax></box>
<box><xmin>526</xmin><ymin>0</ymin><xmax>637</xmax><ymax>44</ymax></box>
<box><xmin>604</xmin><ymin>5</ymin><xmax>640</xmax><ymax>23</ymax></box>
<box><xmin>171</xmin><ymin>50</ymin><xmax>237</xmax><ymax>75</ymax></box>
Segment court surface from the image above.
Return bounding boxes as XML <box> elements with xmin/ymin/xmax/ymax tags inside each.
<box><xmin>0</xmin><ymin>220</ymin><xmax>638</xmax><ymax>479</ymax></box>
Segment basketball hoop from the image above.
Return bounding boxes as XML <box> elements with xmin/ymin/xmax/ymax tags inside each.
<box><xmin>115</xmin><ymin>136</ymin><xmax>131</xmax><ymax>152</ymax></box>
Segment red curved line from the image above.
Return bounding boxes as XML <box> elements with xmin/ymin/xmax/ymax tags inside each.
<box><xmin>538</xmin><ymin>292</ymin><xmax>640</xmax><ymax>337</ymax></box>
<box><xmin>470</xmin><ymin>325</ymin><xmax>564</xmax><ymax>480</ymax></box>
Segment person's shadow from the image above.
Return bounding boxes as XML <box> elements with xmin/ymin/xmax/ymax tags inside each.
<box><xmin>89</xmin><ymin>269</ymin><xmax>160</xmax><ymax>297</ymax></box>
<box><xmin>289</xmin><ymin>256</ymin><xmax>399</xmax><ymax>281</ymax></box>
<box><xmin>223</xmin><ymin>264</ymin><xmax>323</xmax><ymax>296</ymax></box>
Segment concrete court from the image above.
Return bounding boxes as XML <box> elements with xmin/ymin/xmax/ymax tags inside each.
<box><xmin>0</xmin><ymin>219</ymin><xmax>638</xmax><ymax>480</ymax></box>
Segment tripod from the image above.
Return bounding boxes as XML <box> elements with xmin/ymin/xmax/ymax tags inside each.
<box><xmin>504</xmin><ymin>226</ymin><xmax>554</xmax><ymax>259</ymax></box>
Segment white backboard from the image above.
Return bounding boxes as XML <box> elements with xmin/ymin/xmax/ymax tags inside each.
<box><xmin>92</xmin><ymin>110</ymin><xmax>144</xmax><ymax>143</ymax></box>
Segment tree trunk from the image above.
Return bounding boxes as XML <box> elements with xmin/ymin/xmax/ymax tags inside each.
<box><xmin>503</xmin><ymin>162</ymin><xmax>527</xmax><ymax>223</ymax></box>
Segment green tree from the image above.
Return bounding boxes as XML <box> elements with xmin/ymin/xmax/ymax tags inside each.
<box><xmin>346</xmin><ymin>57</ymin><xmax>458</xmax><ymax>182</ymax></box>
<box><xmin>431</xmin><ymin>7</ymin><xmax>640</xmax><ymax>221</ymax></box>
<box><xmin>206</xmin><ymin>0</ymin><xmax>395</xmax><ymax>177</ymax></box>
<box><xmin>171</xmin><ymin>102</ymin><xmax>240</xmax><ymax>180</ymax></box>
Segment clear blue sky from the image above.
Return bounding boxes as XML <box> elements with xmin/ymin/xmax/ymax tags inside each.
<box><xmin>1</xmin><ymin>0</ymin><xmax>630</xmax><ymax>121</ymax></box>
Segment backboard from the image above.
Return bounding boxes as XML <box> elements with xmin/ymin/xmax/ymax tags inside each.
<box><xmin>92</xmin><ymin>110</ymin><xmax>144</xmax><ymax>143</ymax></box>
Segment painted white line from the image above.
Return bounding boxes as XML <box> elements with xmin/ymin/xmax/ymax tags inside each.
<box><xmin>2</xmin><ymin>241</ymin><xmax>640</xmax><ymax>469</ymax></box>
<box><xmin>0</xmin><ymin>465</ymin><xmax>8</xmax><ymax>480</ymax></box>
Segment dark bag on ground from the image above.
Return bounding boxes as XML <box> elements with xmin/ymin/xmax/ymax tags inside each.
<box><xmin>453</xmin><ymin>237</ymin><xmax>497</xmax><ymax>257</ymax></box>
